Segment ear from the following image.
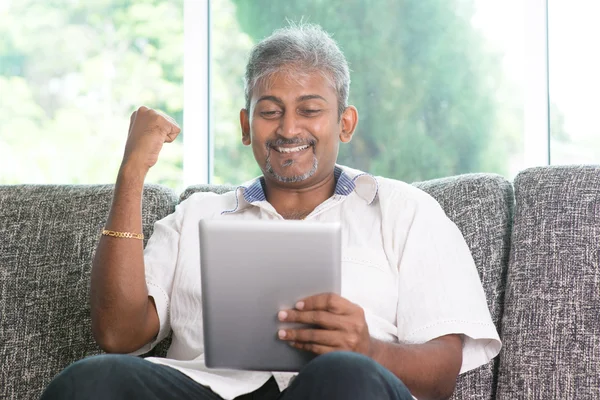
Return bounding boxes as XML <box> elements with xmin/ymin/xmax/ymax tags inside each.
<box><xmin>339</xmin><ymin>105</ymin><xmax>358</xmax><ymax>143</ymax></box>
<box><xmin>240</xmin><ymin>108</ymin><xmax>251</xmax><ymax>146</ymax></box>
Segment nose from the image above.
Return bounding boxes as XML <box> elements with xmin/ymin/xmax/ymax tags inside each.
<box><xmin>277</xmin><ymin>111</ymin><xmax>302</xmax><ymax>138</ymax></box>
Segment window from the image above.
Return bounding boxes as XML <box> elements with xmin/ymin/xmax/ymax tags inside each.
<box><xmin>0</xmin><ymin>0</ymin><xmax>185</xmax><ymax>188</ymax></box>
<box><xmin>548</xmin><ymin>0</ymin><xmax>600</xmax><ymax>164</ymax></box>
<box><xmin>210</xmin><ymin>0</ymin><xmax>527</xmax><ymax>184</ymax></box>
<box><xmin>0</xmin><ymin>0</ymin><xmax>590</xmax><ymax>189</ymax></box>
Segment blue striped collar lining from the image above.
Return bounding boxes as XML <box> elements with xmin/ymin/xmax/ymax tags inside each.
<box><xmin>224</xmin><ymin>165</ymin><xmax>378</xmax><ymax>214</ymax></box>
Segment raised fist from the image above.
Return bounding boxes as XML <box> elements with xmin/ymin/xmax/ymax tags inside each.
<box><xmin>122</xmin><ymin>106</ymin><xmax>181</xmax><ymax>171</ymax></box>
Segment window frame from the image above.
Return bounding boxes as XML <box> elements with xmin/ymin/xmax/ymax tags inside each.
<box><xmin>524</xmin><ymin>0</ymin><xmax>550</xmax><ymax>167</ymax></box>
<box><xmin>183</xmin><ymin>0</ymin><xmax>211</xmax><ymax>186</ymax></box>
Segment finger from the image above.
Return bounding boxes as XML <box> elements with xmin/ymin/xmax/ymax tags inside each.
<box><xmin>157</xmin><ymin>114</ymin><xmax>181</xmax><ymax>142</ymax></box>
<box><xmin>129</xmin><ymin>105</ymin><xmax>150</xmax><ymax>134</ymax></box>
<box><xmin>165</xmin><ymin>114</ymin><xmax>181</xmax><ymax>130</ymax></box>
<box><xmin>279</xmin><ymin>309</ymin><xmax>346</xmax><ymax>330</ymax></box>
<box><xmin>169</xmin><ymin>122</ymin><xmax>182</xmax><ymax>135</ymax></box>
<box><xmin>296</xmin><ymin>293</ymin><xmax>354</xmax><ymax>315</ymax></box>
<box><xmin>279</xmin><ymin>328</ymin><xmax>341</xmax><ymax>347</ymax></box>
<box><xmin>156</xmin><ymin>110</ymin><xmax>181</xmax><ymax>130</ymax></box>
<box><xmin>164</xmin><ymin>128</ymin><xmax>181</xmax><ymax>143</ymax></box>
<box><xmin>289</xmin><ymin>341</ymin><xmax>335</xmax><ymax>355</ymax></box>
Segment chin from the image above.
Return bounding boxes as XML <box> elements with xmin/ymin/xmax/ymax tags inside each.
<box><xmin>265</xmin><ymin>159</ymin><xmax>319</xmax><ymax>184</ymax></box>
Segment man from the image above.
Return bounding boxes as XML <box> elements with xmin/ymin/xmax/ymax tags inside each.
<box><xmin>41</xmin><ymin>24</ymin><xmax>500</xmax><ymax>400</ymax></box>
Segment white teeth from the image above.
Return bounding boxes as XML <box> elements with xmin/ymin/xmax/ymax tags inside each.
<box><xmin>276</xmin><ymin>145</ymin><xmax>310</xmax><ymax>153</ymax></box>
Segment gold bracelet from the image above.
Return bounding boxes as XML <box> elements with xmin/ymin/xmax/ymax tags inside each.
<box><xmin>101</xmin><ymin>229</ymin><xmax>144</xmax><ymax>240</ymax></box>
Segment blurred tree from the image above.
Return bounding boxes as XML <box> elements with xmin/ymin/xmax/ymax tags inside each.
<box><xmin>210</xmin><ymin>0</ymin><xmax>261</xmax><ymax>184</ymax></box>
<box><xmin>224</xmin><ymin>0</ymin><xmax>522</xmax><ymax>182</ymax></box>
<box><xmin>0</xmin><ymin>0</ymin><xmax>184</xmax><ymax>187</ymax></box>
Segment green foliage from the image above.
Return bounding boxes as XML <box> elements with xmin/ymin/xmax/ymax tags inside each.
<box><xmin>0</xmin><ymin>0</ymin><xmax>184</xmax><ymax>187</ymax></box>
<box><xmin>229</xmin><ymin>0</ymin><xmax>523</xmax><ymax>182</ymax></box>
<box><xmin>210</xmin><ymin>0</ymin><xmax>261</xmax><ymax>184</ymax></box>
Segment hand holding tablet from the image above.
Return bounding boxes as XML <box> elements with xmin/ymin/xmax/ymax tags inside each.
<box><xmin>276</xmin><ymin>293</ymin><xmax>374</xmax><ymax>357</ymax></box>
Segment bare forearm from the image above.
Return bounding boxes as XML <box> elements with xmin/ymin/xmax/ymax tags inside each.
<box><xmin>370</xmin><ymin>335</ymin><xmax>463</xmax><ymax>400</ymax></box>
<box><xmin>90</xmin><ymin>163</ymin><xmax>157</xmax><ymax>352</ymax></box>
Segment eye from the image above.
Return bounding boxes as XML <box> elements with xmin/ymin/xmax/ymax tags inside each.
<box><xmin>300</xmin><ymin>109</ymin><xmax>322</xmax><ymax>116</ymax></box>
<box><xmin>260</xmin><ymin>110</ymin><xmax>282</xmax><ymax>119</ymax></box>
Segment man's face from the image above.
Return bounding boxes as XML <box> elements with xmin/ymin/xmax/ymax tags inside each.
<box><xmin>240</xmin><ymin>70</ymin><xmax>356</xmax><ymax>187</ymax></box>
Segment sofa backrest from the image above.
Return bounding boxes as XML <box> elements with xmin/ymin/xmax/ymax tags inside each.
<box><xmin>182</xmin><ymin>173</ymin><xmax>515</xmax><ymax>400</ymax></box>
<box><xmin>0</xmin><ymin>184</ymin><xmax>178</xmax><ymax>400</ymax></box>
<box><xmin>497</xmin><ymin>166</ymin><xmax>600</xmax><ymax>399</ymax></box>
<box><xmin>414</xmin><ymin>174</ymin><xmax>513</xmax><ymax>400</ymax></box>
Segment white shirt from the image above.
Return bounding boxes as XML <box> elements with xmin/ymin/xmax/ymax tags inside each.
<box><xmin>132</xmin><ymin>165</ymin><xmax>502</xmax><ymax>400</ymax></box>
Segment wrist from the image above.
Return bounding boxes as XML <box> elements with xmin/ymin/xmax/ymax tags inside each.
<box><xmin>118</xmin><ymin>160</ymin><xmax>149</xmax><ymax>183</ymax></box>
<box><xmin>368</xmin><ymin>337</ymin><xmax>381</xmax><ymax>360</ymax></box>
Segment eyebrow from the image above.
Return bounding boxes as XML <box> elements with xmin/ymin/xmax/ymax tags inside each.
<box><xmin>256</xmin><ymin>95</ymin><xmax>284</xmax><ymax>106</ymax></box>
<box><xmin>256</xmin><ymin>94</ymin><xmax>329</xmax><ymax>106</ymax></box>
<box><xmin>297</xmin><ymin>94</ymin><xmax>328</xmax><ymax>103</ymax></box>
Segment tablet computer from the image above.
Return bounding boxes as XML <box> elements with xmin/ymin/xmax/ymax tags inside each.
<box><xmin>199</xmin><ymin>219</ymin><xmax>341</xmax><ymax>372</ymax></box>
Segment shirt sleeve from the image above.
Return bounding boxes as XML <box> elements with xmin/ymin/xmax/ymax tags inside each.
<box><xmin>128</xmin><ymin>203</ymin><xmax>183</xmax><ymax>356</ymax></box>
<box><xmin>395</xmin><ymin>193</ymin><xmax>502</xmax><ymax>374</ymax></box>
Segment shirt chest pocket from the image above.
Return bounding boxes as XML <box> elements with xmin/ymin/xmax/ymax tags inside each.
<box><xmin>341</xmin><ymin>247</ymin><xmax>398</xmax><ymax>323</ymax></box>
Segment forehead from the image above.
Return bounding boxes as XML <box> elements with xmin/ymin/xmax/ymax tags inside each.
<box><xmin>252</xmin><ymin>69</ymin><xmax>337</xmax><ymax>102</ymax></box>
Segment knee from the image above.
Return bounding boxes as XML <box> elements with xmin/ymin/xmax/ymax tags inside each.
<box><xmin>306</xmin><ymin>351</ymin><xmax>380</xmax><ymax>379</ymax></box>
<box><xmin>291</xmin><ymin>351</ymin><xmax>412</xmax><ymax>399</ymax></box>
<box><xmin>60</xmin><ymin>354</ymin><xmax>136</xmax><ymax>380</ymax></box>
<box><xmin>41</xmin><ymin>354</ymin><xmax>139</xmax><ymax>399</ymax></box>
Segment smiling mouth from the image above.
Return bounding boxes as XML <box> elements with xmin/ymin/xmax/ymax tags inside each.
<box><xmin>274</xmin><ymin>145</ymin><xmax>311</xmax><ymax>153</ymax></box>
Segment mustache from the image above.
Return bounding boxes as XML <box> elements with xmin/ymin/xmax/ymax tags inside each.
<box><xmin>266</xmin><ymin>138</ymin><xmax>316</xmax><ymax>148</ymax></box>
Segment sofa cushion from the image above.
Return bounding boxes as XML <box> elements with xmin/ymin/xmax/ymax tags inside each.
<box><xmin>182</xmin><ymin>173</ymin><xmax>514</xmax><ymax>400</ymax></box>
<box><xmin>497</xmin><ymin>166</ymin><xmax>600</xmax><ymax>399</ymax></box>
<box><xmin>414</xmin><ymin>174</ymin><xmax>513</xmax><ymax>400</ymax></box>
<box><xmin>180</xmin><ymin>184</ymin><xmax>236</xmax><ymax>202</ymax></box>
<box><xmin>0</xmin><ymin>184</ymin><xmax>177</xmax><ymax>399</ymax></box>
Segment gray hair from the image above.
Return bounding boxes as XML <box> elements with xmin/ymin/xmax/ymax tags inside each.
<box><xmin>244</xmin><ymin>23</ymin><xmax>351</xmax><ymax>118</ymax></box>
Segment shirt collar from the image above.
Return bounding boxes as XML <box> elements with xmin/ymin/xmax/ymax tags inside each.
<box><xmin>242</xmin><ymin>178</ymin><xmax>266</xmax><ymax>203</ymax></box>
<box><xmin>223</xmin><ymin>165</ymin><xmax>378</xmax><ymax>214</ymax></box>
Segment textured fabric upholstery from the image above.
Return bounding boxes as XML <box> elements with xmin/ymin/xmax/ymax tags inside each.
<box><xmin>6</xmin><ymin>166</ymin><xmax>599</xmax><ymax>399</ymax></box>
<box><xmin>180</xmin><ymin>183</ymin><xmax>236</xmax><ymax>202</ymax></box>
<box><xmin>497</xmin><ymin>166</ymin><xmax>600</xmax><ymax>400</ymax></box>
<box><xmin>0</xmin><ymin>184</ymin><xmax>177</xmax><ymax>400</ymax></box>
<box><xmin>414</xmin><ymin>174</ymin><xmax>513</xmax><ymax>400</ymax></box>
<box><xmin>181</xmin><ymin>173</ymin><xmax>514</xmax><ymax>400</ymax></box>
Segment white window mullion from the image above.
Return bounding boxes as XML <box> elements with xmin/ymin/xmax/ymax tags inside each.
<box><xmin>523</xmin><ymin>0</ymin><xmax>550</xmax><ymax>167</ymax></box>
<box><xmin>183</xmin><ymin>0</ymin><xmax>210</xmax><ymax>186</ymax></box>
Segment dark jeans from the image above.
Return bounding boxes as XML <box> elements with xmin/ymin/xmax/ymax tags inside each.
<box><xmin>40</xmin><ymin>352</ymin><xmax>414</xmax><ymax>400</ymax></box>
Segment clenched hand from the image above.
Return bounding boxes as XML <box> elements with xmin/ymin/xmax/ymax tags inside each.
<box><xmin>122</xmin><ymin>106</ymin><xmax>181</xmax><ymax>171</ymax></box>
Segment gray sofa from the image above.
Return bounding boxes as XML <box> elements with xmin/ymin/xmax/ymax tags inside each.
<box><xmin>1</xmin><ymin>166</ymin><xmax>599</xmax><ymax>399</ymax></box>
